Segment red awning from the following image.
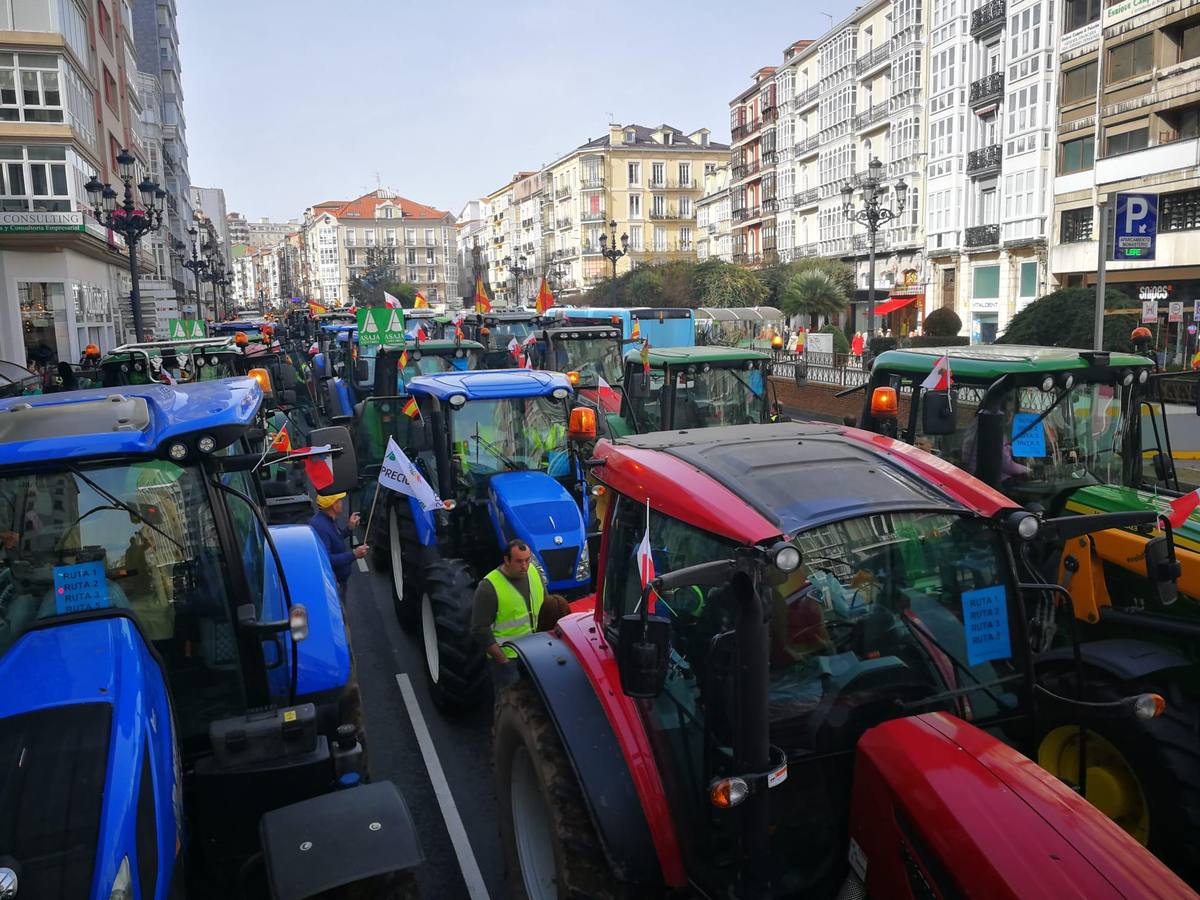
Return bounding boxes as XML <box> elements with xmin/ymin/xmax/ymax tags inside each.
<box><xmin>873</xmin><ymin>294</ymin><xmax>923</xmax><ymax>316</ymax></box>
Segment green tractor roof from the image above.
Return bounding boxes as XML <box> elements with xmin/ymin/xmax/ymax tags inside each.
<box><xmin>377</xmin><ymin>339</ymin><xmax>484</xmax><ymax>353</ymax></box>
<box><xmin>873</xmin><ymin>345</ymin><xmax>1152</xmax><ymax>380</ymax></box>
<box><xmin>623</xmin><ymin>346</ymin><xmax>773</xmax><ymax>367</ymax></box>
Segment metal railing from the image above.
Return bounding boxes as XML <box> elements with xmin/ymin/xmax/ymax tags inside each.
<box><xmin>969</xmin><ymin>71</ymin><xmax>1005</xmax><ymax>107</ymax></box>
<box><xmin>771</xmin><ymin>350</ymin><xmax>869</xmax><ymax>388</ymax></box>
<box><xmin>854</xmin><ymin>102</ymin><xmax>890</xmax><ymax>131</ymax></box>
<box><xmin>795</xmin><ymin>134</ymin><xmax>820</xmax><ymax>155</ymax></box>
<box><xmin>580</xmin><ymin>210</ymin><xmax>606</xmax><ymax>223</ymax></box>
<box><xmin>793</xmin><ymin>84</ymin><xmax>819</xmax><ymax>109</ymax></box>
<box><xmin>965</xmin><ymin>223</ymin><xmax>1000</xmax><ymax>247</ymax></box>
<box><xmin>967</xmin><ymin>144</ymin><xmax>1003</xmax><ymax>176</ymax></box>
<box><xmin>971</xmin><ymin>0</ymin><xmax>1006</xmax><ymax>35</ymax></box>
<box><xmin>855</xmin><ymin>44</ymin><xmax>891</xmax><ymax>75</ymax></box>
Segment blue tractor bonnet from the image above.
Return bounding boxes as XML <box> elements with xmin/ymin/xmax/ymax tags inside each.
<box><xmin>0</xmin><ymin>378</ymin><xmax>262</xmax><ymax>466</ymax></box>
<box><xmin>487</xmin><ymin>471</ymin><xmax>588</xmax><ymax>592</ymax></box>
<box><xmin>406</xmin><ymin>369</ymin><xmax>572</xmax><ymax>404</ymax></box>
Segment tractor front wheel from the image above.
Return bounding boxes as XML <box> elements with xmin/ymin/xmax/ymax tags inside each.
<box><xmin>494</xmin><ymin>680</ymin><xmax>624</xmax><ymax>900</ymax></box>
<box><xmin>387</xmin><ymin>502</ymin><xmax>423</xmax><ymax>632</ymax></box>
<box><xmin>420</xmin><ymin>558</ymin><xmax>487</xmax><ymax>712</ymax></box>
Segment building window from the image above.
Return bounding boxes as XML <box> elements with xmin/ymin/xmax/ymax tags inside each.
<box><xmin>1061</xmin><ymin>61</ymin><xmax>1096</xmax><ymax>105</ymax></box>
<box><xmin>0</xmin><ymin>145</ymin><xmax>70</xmax><ymax>212</ymax></box>
<box><xmin>1064</xmin><ymin>0</ymin><xmax>1100</xmax><ymax>33</ymax></box>
<box><xmin>651</xmin><ymin>162</ymin><xmax>665</xmax><ymax>187</ymax></box>
<box><xmin>653</xmin><ymin>226</ymin><xmax>666</xmax><ymax>251</ymax></box>
<box><xmin>678</xmin><ymin>162</ymin><xmax>691</xmax><ymax>187</ymax></box>
<box><xmin>1108</xmin><ymin>35</ymin><xmax>1154</xmax><ymax>83</ymax></box>
<box><xmin>1161</xmin><ymin>188</ymin><xmax>1200</xmax><ymax>232</ymax></box>
<box><xmin>1059</xmin><ymin>135</ymin><xmax>1095</xmax><ymax>174</ymax></box>
<box><xmin>651</xmin><ymin>194</ymin><xmax>665</xmax><ymax>217</ymax></box>
<box><xmin>1061</xmin><ymin>207</ymin><xmax>1094</xmax><ymax>242</ymax></box>
<box><xmin>679</xmin><ymin>227</ymin><xmax>692</xmax><ymax>251</ymax></box>
<box><xmin>680</xmin><ymin>196</ymin><xmax>692</xmax><ymax>217</ymax></box>
<box><xmin>626</xmin><ymin>161</ymin><xmax>640</xmax><ymax>186</ymax></box>
<box><xmin>628</xmin><ymin>193</ymin><xmax>641</xmax><ymax>219</ymax></box>
<box><xmin>1173</xmin><ymin>19</ymin><xmax>1200</xmax><ymax>63</ymax></box>
<box><xmin>1019</xmin><ymin>262</ymin><xmax>1037</xmax><ymax>298</ymax></box>
<box><xmin>102</xmin><ymin>65</ymin><xmax>116</xmax><ymax>110</ymax></box>
<box><xmin>1105</xmin><ymin>126</ymin><xmax>1148</xmax><ymax>157</ymax></box>
<box><xmin>98</xmin><ymin>2</ymin><xmax>112</xmax><ymax>43</ymax></box>
<box><xmin>972</xmin><ymin>265</ymin><xmax>1000</xmax><ymax>299</ymax></box>
<box><xmin>1008</xmin><ymin>4</ymin><xmax>1043</xmax><ymax>59</ymax></box>
<box><xmin>0</xmin><ymin>52</ymin><xmax>65</xmax><ymax>124</ymax></box>
<box><xmin>628</xmin><ymin>224</ymin><xmax>643</xmax><ymax>250</ymax></box>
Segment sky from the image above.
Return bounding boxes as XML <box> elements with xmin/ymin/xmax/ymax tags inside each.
<box><xmin>178</xmin><ymin>0</ymin><xmax>854</xmax><ymax>223</ymax></box>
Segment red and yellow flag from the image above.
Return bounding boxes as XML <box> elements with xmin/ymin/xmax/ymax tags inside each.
<box><xmin>269</xmin><ymin>424</ymin><xmax>291</xmax><ymax>453</ymax></box>
<box><xmin>397</xmin><ymin>349</ymin><xmax>409</xmax><ymax>370</ymax></box>
<box><xmin>307</xmin><ymin>301</ymin><xmax>327</xmax><ymax>316</ymax></box>
<box><xmin>535</xmin><ymin>277</ymin><xmax>555</xmax><ymax>315</ymax></box>
<box><xmin>474</xmin><ymin>275</ymin><xmax>492</xmax><ymax>313</ymax></box>
<box><xmin>414</xmin><ymin>291</ymin><xmax>430</xmax><ymax>309</ymax></box>
<box><xmin>631</xmin><ymin>317</ymin><xmax>641</xmax><ymax>340</ymax></box>
<box><xmin>402</xmin><ymin>396</ymin><xmax>419</xmax><ymax>418</ymax></box>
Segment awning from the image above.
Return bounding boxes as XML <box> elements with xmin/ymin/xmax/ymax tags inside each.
<box><xmin>873</xmin><ymin>294</ymin><xmax>923</xmax><ymax>316</ymax></box>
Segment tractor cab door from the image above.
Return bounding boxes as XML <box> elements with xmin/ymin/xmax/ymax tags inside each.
<box><xmin>620</xmin><ymin>363</ymin><xmax>666</xmax><ymax>433</ymax></box>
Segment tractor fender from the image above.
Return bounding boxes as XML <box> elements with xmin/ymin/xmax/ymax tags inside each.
<box><xmin>509</xmin><ymin>629</ymin><xmax>664</xmax><ymax>887</ymax></box>
<box><xmin>270</xmin><ymin>524</ymin><xmax>352</xmax><ymax>697</ymax></box>
<box><xmin>1038</xmin><ymin>637</ymin><xmax>1191</xmax><ymax>682</ymax></box>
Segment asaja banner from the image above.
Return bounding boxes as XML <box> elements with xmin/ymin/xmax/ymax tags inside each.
<box><xmin>357</xmin><ymin>307</ymin><xmax>406</xmax><ymax>347</ymax></box>
<box><xmin>168</xmin><ymin>319</ymin><xmax>206</xmax><ymax>339</ymax></box>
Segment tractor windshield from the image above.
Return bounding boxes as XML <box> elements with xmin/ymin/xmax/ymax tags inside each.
<box><xmin>491</xmin><ymin>321</ymin><xmax>535</xmax><ymax>342</ymax></box>
<box><xmin>450</xmin><ymin>396</ymin><xmax>569</xmax><ymax>475</ymax></box>
<box><xmin>395</xmin><ymin>353</ymin><xmax>471</xmax><ymax>387</ymax></box>
<box><xmin>545</xmin><ymin>337</ymin><xmax>623</xmax><ymax>386</ymax></box>
<box><xmin>671</xmin><ymin>365</ymin><xmax>769</xmax><ymax>429</ymax></box>
<box><xmin>0</xmin><ymin>461</ymin><xmax>246</xmax><ymax>739</ymax></box>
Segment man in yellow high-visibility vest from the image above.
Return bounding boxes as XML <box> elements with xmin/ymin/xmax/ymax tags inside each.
<box><xmin>471</xmin><ymin>539</ymin><xmax>544</xmax><ymax>691</ymax></box>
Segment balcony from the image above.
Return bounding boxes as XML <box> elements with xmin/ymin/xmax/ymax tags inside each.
<box><xmin>762</xmin><ymin>150</ymin><xmax>778</xmax><ymax>165</ymax></box>
<box><xmin>855</xmin><ymin>44</ymin><xmax>891</xmax><ymax>76</ymax></box>
<box><xmin>854</xmin><ymin>102</ymin><xmax>890</xmax><ymax>132</ymax></box>
<box><xmin>556</xmin><ymin>217</ymin><xmax>573</xmax><ymax>230</ymax></box>
<box><xmin>580</xmin><ymin>210</ymin><xmax>606</xmax><ymax>223</ymax></box>
<box><xmin>763</xmin><ymin>102</ymin><xmax>779</xmax><ymax>125</ymax></box>
<box><xmin>733</xmin><ymin>207</ymin><xmax>749</xmax><ymax>223</ymax></box>
<box><xmin>649</xmin><ymin>208</ymin><xmax>696</xmax><ymax>221</ymax></box>
<box><xmin>794</xmin><ymin>134</ymin><xmax>820</xmax><ymax>157</ymax></box>
<box><xmin>581</xmin><ymin>244</ymin><xmax>602</xmax><ymax>256</ymax></box>
<box><xmin>795</xmin><ymin>243</ymin><xmax>819</xmax><ymax>258</ymax></box>
<box><xmin>971</xmin><ymin>0</ymin><xmax>1006</xmax><ymax>37</ymax></box>
<box><xmin>732</xmin><ymin>119</ymin><xmax>763</xmax><ymax>142</ymax></box>
<box><xmin>555</xmin><ymin>187</ymin><xmax>570</xmax><ymax>199</ymax></box>
<box><xmin>965</xmin><ymin>223</ymin><xmax>1000</xmax><ymax>248</ymax></box>
<box><xmin>581</xmin><ymin>176</ymin><xmax>604</xmax><ymax>190</ymax></box>
<box><xmin>969</xmin><ymin>72</ymin><xmax>1005</xmax><ymax>109</ymax></box>
<box><xmin>792</xmin><ymin>84</ymin><xmax>819</xmax><ymax>110</ymax></box>
<box><xmin>967</xmin><ymin>144</ymin><xmax>1002</xmax><ymax>176</ymax></box>
<box><xmin>794</xmin><ymin>187</ymin><xmax>820</xmax><ymax>207</ymax></box>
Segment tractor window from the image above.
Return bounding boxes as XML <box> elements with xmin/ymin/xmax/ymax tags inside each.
<box><xmin>449</xmin><ymin>397</ymin><xmax>568</xmax><ymax>474</ymax></box>
<box><xmin>548</xmin><ymin>338</ymin><xmax>624</xmax><ymax>386</ymax></box>
<box><xmin>672</xmin><ymin>366</ymin><xmax>770</xmax><ymax>430</ymax></box>
<box><xmin>911</xmin><ymin>382</ymin><xmax>984</xmax><ymax>466</ymax></box>
<box><xmin>0</xmin><ymin>462</ymin><xmax>245</xmax><ymax>743</ymax></box>
<box><xmin>626</xmin><ymin>370</ymin><xmax>666</xmax><ymax>432</ymax></box>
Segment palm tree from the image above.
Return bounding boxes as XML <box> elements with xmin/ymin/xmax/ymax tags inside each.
<box><xmin>780</xmin><ymin>269</ymin><xmax>848</xmax><ymax>328</ymax></box>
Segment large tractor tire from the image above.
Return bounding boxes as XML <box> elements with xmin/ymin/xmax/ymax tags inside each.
<box><xmin>420</xmin><ymin>558</ymin><xmax>488</xmax><ymax>713</ymax></box>
<box><xmin>381</xmin><ymin>501</ymin><xmax>423</xmax><ymax>632</ymax></box>
<box><xmin>1037</xmin><ymin>669</ymin><xmax>1200</xmax><ymax>883</ymax></box>
<box><xmin>494</xmin><ymin>680</ymin><xmax>625</xmax><ymax>900</ymax></box>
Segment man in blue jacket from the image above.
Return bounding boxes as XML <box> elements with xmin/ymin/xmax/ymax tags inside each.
<box><xmin>310</xmin><ymin>492</ymin><xmax>368</xmax><ymax>597</ymax></box>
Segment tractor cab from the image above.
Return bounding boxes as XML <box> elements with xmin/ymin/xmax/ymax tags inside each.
<box><xmin>460</xmin><ymin>309</ymin><xmax>539</xmax><ymax>366</ymax></box>
<box><xmin>0</xmin><ymin>380</ymin><xmax>421</xmax><ymax>895</ymax></box>
<box><xmin>616</xmin><ymin>346</ymin><xmax>774</xmax><ymax>436</ymax></box>
<box><xmin>0</xmin><ymin>359</ymin><xmax>45</xmax><ymax>397</ymax></box>
<box><xmin>363</xmin><ymin>339</ymin><xmax>484</xmax><ymax>397</ymax></box>
<box><xmin>101</xmin><ymin>338</ymin><xmax>245</xmax><ymax>387</ymax></box>
<box><xmin>527</xmin><ymin>323</ymin><xmax>624</xmax><ymax>411</ymax></box>
<box><xmin>493</xmin><ymin>422</ymin><xmax>1190</xmax><ymax>898</ymax></box>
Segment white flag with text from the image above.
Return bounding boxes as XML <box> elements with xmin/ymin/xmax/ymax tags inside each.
<box><xmin>378</xmin><ymin>436</ymin><xmax>445</xmax><ymax>512</ymax></box>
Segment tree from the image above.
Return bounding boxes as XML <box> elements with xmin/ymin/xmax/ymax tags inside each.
<box><xmin>923</xmin><ymin>306</ymin><xmax>962</xmax><ymax>337</ymax></box>
<box><xmin>348</xmin><ymin>247</ymin><xmax>416</xmax><ymax>307</ymax></box>
<box><xmin>997</xmin><ymin>287</ymin><xmax>1137</xmax><ymax>351</ymax></box>
<box><xmin>780</xmin><ymin>269</ymin><xmax>849</xmax><ymax>326</ymax></box>
<box><xmin>820</xmin><ymin>323</ymin><xmax>850</xmax><ymax>354</ymax></box>
<box><xmin>692</xmin><ymin>259</ymin><xmax>768</xmax><ymax>308</ymax></box>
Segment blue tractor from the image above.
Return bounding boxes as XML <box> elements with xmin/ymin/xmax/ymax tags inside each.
<box><xmin>365</xmin><ymin>369</ymin><xmax>594</xmax><ymax>711</ymax></box>
<box><xmin>0</xmin><ymin>379</ymin><xmax>423</xmax><ymax>897</ymax></box>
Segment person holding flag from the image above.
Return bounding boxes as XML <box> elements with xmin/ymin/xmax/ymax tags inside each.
<box><xmin>309</xmin><ymin>492</ymin><xmax>367</xmax><ymax>598</ymax></box>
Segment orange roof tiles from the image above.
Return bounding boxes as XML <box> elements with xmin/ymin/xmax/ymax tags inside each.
<box><xmin>329</xmin><ymin>191</ymin><xmax>448</xmax><ymax>221</ymax></box>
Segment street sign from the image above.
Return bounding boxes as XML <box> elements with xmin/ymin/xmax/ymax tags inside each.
<box><xmin>357</xmin><ymin>307</ymin><xmax>406</xmax><ymax>347</ymax></box>
<box><xmin>1169</xmin><ymin>301</ymin><xmax>1183</xmax><ymax>323</ymax></box>
<box><xmin>168</xmin><ymin>319</ymin><xmax>206</xmax><ymax>340</ymax></box>
<box><xmin>1142</xmin><ymin>300</ymin><xmax>1159</xmax><ymax>323</ymax></box>
<box><xmin>1114</xmin><ymin>192</ymin><xmax>1158</xmax><ymax>261</ymax></box>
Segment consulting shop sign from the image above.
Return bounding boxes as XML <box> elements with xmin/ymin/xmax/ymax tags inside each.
<box><xmin>0</xmin><ymin>211</ymin><xmax>86</xmax><ymax>233</ymax></box>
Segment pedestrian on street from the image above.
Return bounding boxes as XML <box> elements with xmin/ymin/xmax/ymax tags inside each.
<box><xmin>471</xmin><ymin>539</ymin><xmax>543</xmax><ymax>693</ymax></box>
<box><xmin>310</xmin><ymin>491</ymin><xmax>367</xmax><ymax>598</ymax></box>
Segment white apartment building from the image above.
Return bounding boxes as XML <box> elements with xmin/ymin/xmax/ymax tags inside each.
<box><xmin>696</xmin><ymin>163</ymin><xmax>733</xmax><ymax>261</ymax></box>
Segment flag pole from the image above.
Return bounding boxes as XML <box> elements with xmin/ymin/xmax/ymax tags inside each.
<box><xmin>363</xmin><ymin>482</ymin><xmax>383</xmax><ymax>551</ymax></box>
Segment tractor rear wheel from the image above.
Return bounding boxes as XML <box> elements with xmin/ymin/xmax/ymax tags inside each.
<box><xmin>494</xmin><ymin>680</ymin><xmax>625</xmax><ymax>900</ymax></box>
<box><xmin>1037</xmin><ymin>670</ymin><xmax>1200</xmax><ymax>882</ymax></box>
<box><xmin>420</xmin><ymin>558</ymin><xmax>487</xmax><ymax>712</ymax></box>
<box><xmin>387</xmin><ymin>502</ymin><xmax>423</xmax><ymax>632</ymax></box>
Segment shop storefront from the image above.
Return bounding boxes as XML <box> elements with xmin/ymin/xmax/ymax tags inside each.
<box><xmin>970</xmin><ymin>263</ymin><xmax>1002</xmax><ymax>343</ymax></box>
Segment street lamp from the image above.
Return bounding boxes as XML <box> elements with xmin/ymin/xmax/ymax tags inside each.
<box><xmin>180</xmin><ymin>227</ymin><xmax>212</xmax><ymax>321</ymax></box>
<box><xmin>503</xmin><ymin>254</ymin><xmax>531</xmax><ymax>307</ymax></box>
<box><xmin>598</xmin><ymin>219</ymin><xmax>629</xmax><ymax>305</ymax></box>
<box><xmin>841</xmin><ymin>156</ymin><xmax>907</xmax><ymax>352</ymax></box>
<box><xmin>84</xmin><ymin>149</ymin><xmax>166</xmax><ymax>342</ymax></box>
<box><xmin>547</xmin><ymin>260</ymin><xmax>566</xmax><ymax>293</ymax></box>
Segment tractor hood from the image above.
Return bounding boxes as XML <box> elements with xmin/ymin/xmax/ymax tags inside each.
<box><xmin>0</xmin><ymin>616</ymin><xmax>178</xmax><ymax>900</ymax></box>
<box><xmin>488</xmin><ymin>471</ymin><xmax>587</xmax><ymax>591</ymax></box>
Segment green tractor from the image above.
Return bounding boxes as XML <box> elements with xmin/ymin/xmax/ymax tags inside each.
<box><xmin>858</xmin><ymin>343</ymin><xmax>1200</xmax><ymax>877</ymax></box>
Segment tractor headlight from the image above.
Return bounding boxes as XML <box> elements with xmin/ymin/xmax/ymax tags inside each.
<box><xmin>1007</xmin><ymin>510</ymin><xmax>1041</xmax><ymax>541</ymax></box>
<box><xmin>1059</xmin><ymin>373</ymin><xmax>1075</xmax><ymax>390</ymax></box>
<box><xmin>1120</xmin><ymin>368</ymin><xmax>1135</xmax><ymax>387</ymax></box>
<box><xmin>197</xmin><ymin>434</ymin><xmax>217</xmax><ymax>454</ymax></box>
<box><xmin>552</xmin><ymin>387</ymin><xmax>569</xmax><ymax>400</ymax></box>
<box><xmin>1040</xmin><ymin>375</ymin><xmax>1054</xmax><ymax>392</ymax></box>
<box><xmin>109</xmin><ymin>856</ymin><xmax>132</xmax><ymax>900</ymax></box>
<box><xmin>770</xmin><ymin>542</ymin><xmax>802</xmax><ymax>573</ymax></box>
<box><xmin>448</xmin><ymin>394</ymin><xmax>466</xmax><ymax>408</ymax></box>
<box><xmin>1138</xmin><ymin>368</ymin><xmax>1149</xmax><ymax>384</ymax></box>
<box><xmin>575</xmin><ymin>551</ymin><xmax>590</xmax><ymax>580</ymax></box>
<box><xmin>168</xmin><ymin>442</ymin><xmax>188</xmax><ymax>461</ymax></box>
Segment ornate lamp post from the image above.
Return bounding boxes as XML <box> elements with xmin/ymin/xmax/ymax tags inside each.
<box><xmin>84</xmin><ymin>149</ymin><xmax>165</xmax><ymax>342</ymax></box>
<box><xmin>841</xmin><ymin>156</ymin><xmax>907</xmax><ymax>351</ymax></box>
<box><xmin>598</xmin><ymin>219</ymin><xmax>629</xmax><ymax>305</ymax></box>
<box><xmin>181</xmin><ymin>227</ymin><xmax>212</xmax><ymax>321</ymax></box>
<box><xmin>503</xmin><ymin>254</ymin><xmax>531</xmax><ymax>307</ymax></box>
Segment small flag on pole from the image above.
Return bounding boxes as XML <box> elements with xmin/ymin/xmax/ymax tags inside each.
<box><xmin>921</xmin><ymin>353</ymin><xmax>953</xmax><ymax>391</ymax></box>
<box><xmin>640</xmin><ymin>339</ymin><xmax>651</xmax><ymax>375</ymax></box>
<box><xmin>402</xmin><ymin>396</ymin><xmax>419</xmax><ymax>418</ymax></box>
<box><xmin>414</xmin><ymin>291</ymin><xmax>430</xmax><ymax>309</ymax></box>
<box><xmin>1167</xmin><ymin>488</ymin><xmax>1200</xmax><ymax>528</ymax></box>
<box><xmin>307</xmin><ymin>301</ymin><xmax>327</xmax><ymax>316</ymax></box>
<box><xmin>384</xmin><ymin>291</ymin><xmax>401</xmax><ymax>309</ymax></box>
<box><xmin>302</xmin><ymin>451</ymin><xmax>336</xmax><ymax>491</ymax></box>
<box><xmin>636</xmin><ymin>499</ymin><xmax>656</xmax><ymax>614</ymax></box>
<box><xmin>378</xmin><ymin>436</ymin><xmax>445</xmax><ymax>511</ymax></box>
<box><xmin>398</xmin><ymin>349</ymin><xmax>409</xmax><ymax>370</ymax></box>
<box><xmin>631</xmin><ymin>317</ymin><xmax>641</xmax><ymax>340</ymax></box>
<box><xmin>269</xmin><ymin>424</ymin><xmax>291</xmax><ymax>453</ymax></box>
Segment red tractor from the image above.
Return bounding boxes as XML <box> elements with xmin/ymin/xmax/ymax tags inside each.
<box><xmin>493</xmin><ymin>422</ymin><xmax>1195</xmax><ymax>899</ymax></box>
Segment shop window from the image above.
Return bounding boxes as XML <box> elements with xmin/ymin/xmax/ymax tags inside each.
<box><xmin>1020</xmin><ymin>262</ymin><xmax>1038</xmax><ymax>298</ymax></box>
<box><xmin>20</xmin><ymin>282</ymin><xmax>68</xmax><ymax>366</ymax></box>
<box><xmin>1107</xmin><ymin>34</ymin><xmax>1154</xmax><ymax>83</ymax></box>
<box><xmin>1105</xmin><ymin>126</ymin><xmax>1149</xmax><ymax>157</ymax></box>
<box><xmin>1161</xmin><ymin>188</ymin><xmax>1200</xmax><ymax>232</ymax></box>
<box><xmin>1061</xmin><ymin>207</ymin><xmax>1094</xmax><ymax>242</ymax></box>
<box><xmin>1059</xmin><ymin>135</ymin><xmax>1095</xmax><ymax>174</ymax></box>
<box><xmin>972</xmin><ymin>265</ymin><xmax>1000</xmax><ymax>299</ymax></box>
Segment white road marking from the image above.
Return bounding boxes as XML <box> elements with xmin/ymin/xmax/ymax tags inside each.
<box><xmin>395</xmin><ymin>673</ymin><xmax>491</xmax><ymax>900</ymax></box>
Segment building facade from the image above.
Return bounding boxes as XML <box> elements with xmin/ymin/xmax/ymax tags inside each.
<box><xmin>455</xmin><ymin>198</ymin><xmax>486</xmax><ymax>303</ymax></box>
<box><xmin>481</xmin><ymin>172</ymin><xmax>544</xmax><ymax>307</ymax></box>
<box><xmin>226</xmin><ymin>210</ymin><xmax>248</xmax><ymax>245</ymax></box>
<box><xmin>1050</xmin><ymin>0</ymin><xmax>1200</xmax><ymax>323</ymax></box>
<box><xmin>730</xmin><ymin>68</ymin><xmax>778</xmax><ymax>266</ymax></box>
<box><xmin>190</xmin><ymin>185</ymin><xmax>230</xmax><ymax>270</ymax></box>
<box><xmin>696</xmin><ymin>162</ymin><xmax>733</xmax><ymax>261</ymax></box>
<box><xmin>0</xmin><ymin>0</ymin><xmax>157</xmax><ymax>364</ymax></box>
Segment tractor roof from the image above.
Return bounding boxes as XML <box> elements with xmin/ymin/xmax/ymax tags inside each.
<box><xmin>0</xmin><ymin>378</ymin><xmax>262</xmax><ymax>466</ymax></box>
<box><xmin>320</xmin><ymin>324</ymin><xmax>357</xmax><ymax>334</ymax></box>
<box><xmin>407</xmin><ymin>369</ymin><xmax>571</xmax><ymax>402</ymax></box>
<box><xmin>542</xmin><ymin>324</ymin><xmax>622</xmax><ymax>339</ymax></box>
<box><xmin>375</xmin><ymin>339</ymin><xmax>483</xmax><ymax>353</ymax></box>
<box><xmin>210</xmin><ymin>320</ymin><xmax>266</xmax><ymax>331</ymax></box>
<box><xmin>594</xmin><ymin>423</ymin><xmax>1012</xmax><ymax>545</ymax></box>
<box><xmin>874</xmin><ymin>345</ymin><xmax>1152</xmax><ymax>380</ymax></box>
<box><xmin>106</xmin><ymin>338</ymin><xmax>240</xmax><ymax>358</ymax></box>
<box><xmin>624</xmin><ymin>346</ymin><xmax>772</xmax><ymax>366</ymax></box>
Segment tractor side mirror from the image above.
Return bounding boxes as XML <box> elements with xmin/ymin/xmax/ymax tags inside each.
<box><xmin>922</xmin><ymin>391</ymin><xmax>956</xmax><ymax>435</ymax></box>
<box><xmin>309</xmin><ymin>425</ymin><xmax>359</xmax><ymax>493</ymax></box>
<box><xmin>355</xmin><ymin>359</ymin><xmax>370</xmax><ymax>383</ymax></box>
<box><xmin>406</xmin><ymin>414</ymin><xmax>431</xmax><ymax>452</ymax></box>
<box><xmin>1145</xmin><ymin>533</ymin><xmax>1180</xmax><ymax>607</ymax></box>
<box><xmin>627</xmin><ymin>371</ymin><xmax>649</xmax><ymax>400</ymax></box>
<box><xmin>616</xmin><ymin>609</ymin><xmax>671</xmax><ymax>699</ymax></box>
<box><xmin>1152</xmin><ymin>452</ymin><xmax>1175</xmax><ymax>484</ymax></box>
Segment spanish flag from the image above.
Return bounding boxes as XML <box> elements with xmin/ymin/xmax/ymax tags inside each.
<box><xmin>631</xmin><ymin>317</ymin><xmax>641</xmax><ymax>340</ymax></box>
<box><xmin>414</xmin><ymin>291</ymin><xmax>430</xmax><ymax>309</ymax></box>
<box><xmin>269</xmin><ymin>424</ymin><xmax>291</xmax><ymax>453</ymax></box>
<box><xmin>398</xmin><ymin>349</ymin><xmax>409</xmax><ymax>370</ymax></box>
<box><xmin>402</xmin><ymin>396</ymin><xmax>419</xmax><ymax>418</ymax></box>
<box><xmin>535</xmin><ymin>277</ymin><xmax>555</xmax><ymax>315</ymax></box>
<box><xmin>474</xmin><ymin>275</ymin><xmax>492</xmax><ymax>313</ymax></box>
<box><xmin>307</xmin><ymin>301</ymin><xmax>327</xmax><ymax>316</ymax></box>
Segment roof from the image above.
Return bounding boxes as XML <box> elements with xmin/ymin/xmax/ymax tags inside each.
<box><xmin>542</xmin><ymin>325</ymin><xmax>622</xmax><ymax>340</ymax></box>
<box><xmin>106</xmin><ymin>337</ymin><xmax>239</xmax><ymax>358</ymax></box>
<box><xmin>0</xmin><ymin>379</ymin><xmax>262</xmax><ymax>466</ymax></box>
<box><xmin>328</xmin><ymin>190</ymin><xmax>449</xmax><ymax>222</ymax></box>
<box><xmin>407</xmin><ymin>370</ymin><xmax>571</xmax><ymax>402</ymax></box>
<box><xmin>594</xmin><ymin>423</ymin><xmax>1013</xmax><ymax>545</ymax></box>
<box><xmin>624</xmin><ymin>346</ymin><xmax>772</xmax><ymax>366</ymax></box>
<box><xmin>577</xmin><ymin>124</ymin><xmax>730</xmax><ymax>152</ymax></box>
<box><xmin>873</xmin><ymin>345</ymin><xmax>1153</xmax><ymax>380</ymax></box>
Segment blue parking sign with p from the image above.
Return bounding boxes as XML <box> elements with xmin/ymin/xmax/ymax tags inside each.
<box><xmin>1114</xmin><ymin>192</ymin><xmax>1158</xmax><ymax>261</ymax></box>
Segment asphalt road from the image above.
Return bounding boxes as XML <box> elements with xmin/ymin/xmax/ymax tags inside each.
<box><xmin>343</xmin><ymin>560</ymin><xmax>511</xmax><ymax>900</ymax></box>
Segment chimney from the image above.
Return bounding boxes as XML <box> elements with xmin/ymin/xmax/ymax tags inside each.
<box><xmin>609</xmin><ymin>124</ymin><xmax>623</xmax><ymax>146</ymax></box>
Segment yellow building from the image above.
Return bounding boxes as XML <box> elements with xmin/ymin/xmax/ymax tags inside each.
<box><xmin>542</xmin><ymin>124</ymin><xmax>731</xmax><ymax>299</ymax></box>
